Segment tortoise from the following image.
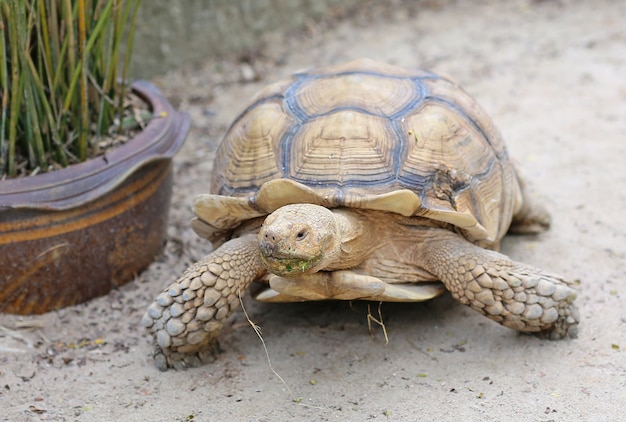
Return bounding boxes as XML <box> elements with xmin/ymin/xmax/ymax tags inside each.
<box><xmin>142</xmin><ymin>58</ymin><xmax>579</xmax><ymax>370</ymax></box>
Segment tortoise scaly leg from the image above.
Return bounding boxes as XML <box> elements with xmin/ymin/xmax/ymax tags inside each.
<box><xmin>141</xmin><ymin>234</ymin><xmax>265</xmax><ymax>370</ymax></box>
<box><xmin>420</xmin><ymin>229</ymin><xmax>579</xmax><ymax>339</ymax></box>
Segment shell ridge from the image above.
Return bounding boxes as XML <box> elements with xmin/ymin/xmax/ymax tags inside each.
<box><xmin>283</xmin><ymin>76</ymin><xmax>310</xmax><ymax>122</ymax></box>
<box><xmin>294</xmin><ymin>69</ymin><xmax>437</xmax><ymax>80</ymax></box>
<box><xmin>387</xmin><ymin>77</ymin><xmax>429</xmax><ymax>121</ymax></box>
<box><xmin>225</xmin><ymin>94</ymin><xmax>285</xmax><ymax>136</ymax></box>
<box><xmin>423</xmin><ymin>96</ymin><xmax>498</xmax><ymax>154</ymax></box>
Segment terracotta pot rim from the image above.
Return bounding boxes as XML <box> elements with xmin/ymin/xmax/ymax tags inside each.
<box><xmin>0</xmin><ymin>80</ymin><xmax>190</xmax><ymax>211</ymax></box>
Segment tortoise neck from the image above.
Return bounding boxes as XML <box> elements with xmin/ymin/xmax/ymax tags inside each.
<box><xmin>327</xmin><ymin>208</ymin><xmax>379</xmax><ymax>270</ymax></box>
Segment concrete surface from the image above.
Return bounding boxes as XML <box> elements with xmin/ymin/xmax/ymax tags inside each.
<box><xmin>1</xmin><ymin>1</ymin><xmax>625</xmax><ymax>420</ymax></box>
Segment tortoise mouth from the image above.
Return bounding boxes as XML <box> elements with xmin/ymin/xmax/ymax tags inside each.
<box><xmin>260</xmin><ymin>253</ymin><xmax>323</xmax><ymax>277</ymax></box>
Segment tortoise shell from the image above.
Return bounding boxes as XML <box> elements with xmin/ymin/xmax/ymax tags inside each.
<box><xmin>193</xmin><ymin>58</ymin><xmax>522</xmax><ymax>246</ymax></box>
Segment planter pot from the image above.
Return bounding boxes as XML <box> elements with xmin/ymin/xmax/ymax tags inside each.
<box><xmin>0</xmin><ymin>81</ymin><xmax>190</xmax><ymax>315</ymax></box>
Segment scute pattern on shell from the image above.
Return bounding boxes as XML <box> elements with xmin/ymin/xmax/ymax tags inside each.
<box><xmin>208</xmin><ymin>59</ymin><xmax>522</xmax><ymax>245</ymax></box>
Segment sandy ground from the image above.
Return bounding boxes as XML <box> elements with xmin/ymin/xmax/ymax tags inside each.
<box><xmin>1</xmin><ymin>0</ymin><xmax>625</xmax><ymax>420</ymax></box>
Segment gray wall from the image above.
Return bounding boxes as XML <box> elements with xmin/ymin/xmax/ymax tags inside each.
<box><xmin>132</xmin><ymin>0</ymin><xmax>364</xmax><ymax>78</ymax></box>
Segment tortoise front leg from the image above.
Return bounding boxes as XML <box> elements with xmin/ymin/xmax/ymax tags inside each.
<box><xmin>141</xmin><ymin>234</ymin><xmax>265</xmax><ymax>370</ymax></box>
<box><xmin>420</xmin><ymin>229</ymin><xmax>579</xmax><ymax>339</ymax></box>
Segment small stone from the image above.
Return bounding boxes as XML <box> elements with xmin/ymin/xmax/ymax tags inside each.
<box><xmin>204</xmin><ymin>290</ymin><xmax>221</xmax><ymax>307</ymax></box>
<box><xmin>240</xmin><ymin>63</ymin><xmax>257</xmax><ymax>82</ymax></box>
<box><xmin>166</xmin><ymin>318</ymin><xmax>186</xmax><ymax>336</ymax></box>
<box><xmin>147</xmin><ymin>303</ymin><xmax>163</xmax><ymax>319</ymax></box>
<box><xmin>536</xmin><ymin>279</ymin><xmax>556</xmax><ymax>296</ymax></box>
<box><xmin>169</xmin><ymin>302</ymin><xmax>185</xmax><ymax>318</ymax></box>
<box><xmin>168</xmin><ymin>284</ymin><xmax>182</xmax><ymax>297</ymax></box>
<box><xmin>196</xmin><ymin>306</ymin><xmax>216</xmax><ymax>321</ymax></box>
<box><xmin>523</xmin><ymin>304</ymin><xmax>543</xmax><ymax>320</ymax></box>
<box><xmin>156</xmin><ymin>330</ymin><xmax>172</xmax><ymax>348</ymax></box>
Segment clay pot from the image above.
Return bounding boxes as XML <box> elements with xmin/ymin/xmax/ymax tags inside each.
<box><xmin>0</xmin><ymin>81</ymin><xmax>190</xmax><ymax>314</ymax></box>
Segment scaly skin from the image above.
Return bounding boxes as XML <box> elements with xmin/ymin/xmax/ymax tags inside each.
<box><xmin>420</xmin><ymin>229</ymin><xmax>579</xmax><ymax>339</ymax></box>
<box><xmin>144</xmin><ymin>205</ymin><xmax>579</xmax><ymax>369</ymax></box>
<box><xmin>141</xmin><ymin>234</ymin><xmax>265</xmax><ymax>370</ymax></box>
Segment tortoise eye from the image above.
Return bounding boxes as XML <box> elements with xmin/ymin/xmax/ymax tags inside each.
<box><xmin>296</xmin><ymin>230</ymin><xmax>308</xmax><ymax>241</ymax></box>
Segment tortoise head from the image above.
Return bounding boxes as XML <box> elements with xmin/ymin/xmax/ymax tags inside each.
<box><xmin>258</xmin><ymin>204</ymin><xmax>341</xmax><ymax>277</ymax></box>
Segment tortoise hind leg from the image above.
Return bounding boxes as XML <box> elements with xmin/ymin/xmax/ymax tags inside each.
<box><xmin>141</xmin><ymin>233</ymin><xmax>265</xmax><ymax>370</ymax></box>
<box><xmin>420</xmin><ymin>229</ymin><xmax>579</xmax><ymax>339</ymax></box>
<box><xmin>509</xmin><ymin>168</ymin><xmax>551</xmax><ymax>234</ymax></box>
